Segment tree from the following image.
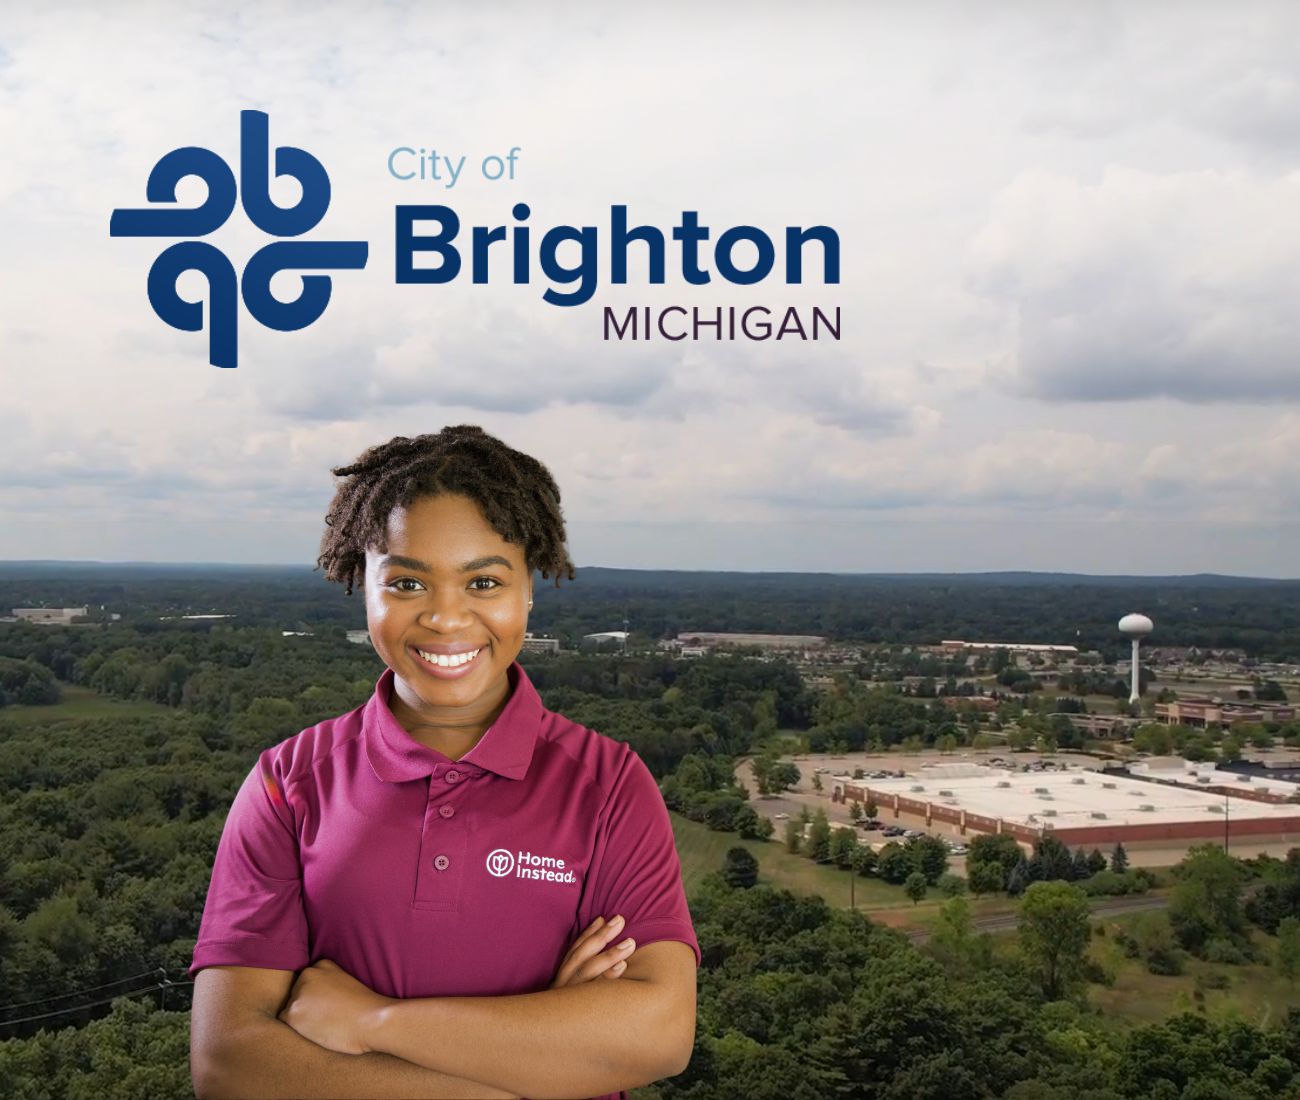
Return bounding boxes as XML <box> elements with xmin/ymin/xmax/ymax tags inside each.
<box><xmin>1070</xmin><ymin>848</ymin><xmax>1092</xmax><ymax>882</ymax></box>
<box><xmin>878</xmin><ymin>842</ymin><xmax>912</xmax><ymax>885</ymax></box>
<box><xmin>722</xmin><ymin>846</ymin><xmax>759</xmax><ymax>889</ymax></box>
<box><xmin>968</xmin><ymin>860</ymin><xmax>1005</xmax><ymax>895</ymax></box>
<box><xmin>865</xmin><ymin>797</ymin><xmax>879</xmax><ymax>820</ymax></box>
<box><xmin>905</xmin><ymin>871</ymin><xmax>929</xmax><ymax>905</ymax></box>
<box><xmin>850</xmin><ymin>844</ymin><xmax>877</xmax><ymax>877</ymax></box>
<box><xmin>907</xmin><ymin>835</ymin><xmax>950</xmax><ymax>885</ymax></box>
<box><xmin>968</xmin><ymin>833</ymin><xmax>1023</xmax><ymax>874</ymax></box>
<box><xmin>849</xmin><ymin>800</ymin><xmax>863</xmax><ymax>823</ymax></box>
<box><xmin>1278</xmin><ymin>916</ymin><xmax>1300</xmax><ymax>985</ymax></box>
<box><xmin>1006</xmin><ymin>858</ymin><xmax>1029</xmax><ymax>897</ymax></box>
<box><xmin>1018</xmin><ymin>881</ymin><xmax>1091</xmax><ymax>999</ymax></box>
<box><xmin>1033</xmin><ymin>836</ymin><xmax>1074</xmax><ymax>882</ymax></box>
<box><xmin>806</xmin><ymin>809</ymin><xmax>832</xmax><ymax>863</ymax></box>
<box><xmin>930</xmin><ymin>895</ymin><xmax>974</xmax><ymax>965</ymax></box>
<box><xmin>1127</xmin><ymin>911</ymin><xmax>1186</xmax><ymax>975</ymax></box>
<box><xmin>1086</xmin><ymin>848</ymin><xmax>1108</xmax><ymax>876</ymax></box>
<box><xmin>829</xmin><ymin>827</ymin><xmax>859</xmax><ymax>870</ymax></box>
<box><xmin>812</xmin><ymin>772</ymin><xmax>824</xmax><ymax>793</ymax></box>
<box><xmin>1168</xmin><ymin>844</ymin><xmax>1249</xmax><ymax>957</ymax></box>
<box><xmin>784</xmin><ymin>817</ymin><xmax>802</xmax><ymax>855</ymax></box>
<box><xmin>1111</xmin><ymin>842</ymin><xmax>1129</xmax><ymax>874</ymax></box>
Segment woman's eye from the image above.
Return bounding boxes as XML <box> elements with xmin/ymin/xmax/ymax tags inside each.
<box><xmin>469</xmin><ymin>577</ymin><xmax>500</xmax><ymax>592</ymax></box>
<box><xmin>388</xmin><ymin>578</ymin><xmax>423</xmax><ymax>592</ymax></box>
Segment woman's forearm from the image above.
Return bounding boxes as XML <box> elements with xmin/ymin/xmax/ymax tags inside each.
<box><xmin>194</xmin><ymin>1014</ymin><xmax>520</xmax><ymax>1100</ymax></box>
<box><xmin>362</xmin><ymin>979</ymin><xmax>682</xmax><ymax>1099</ymax></box>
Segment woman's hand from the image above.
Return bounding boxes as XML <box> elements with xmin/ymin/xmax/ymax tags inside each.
<box><xmin>550</xmin><ymin>915</ymin><xmax>637</xmax><ymax>989</ymax></box>
<box><xmin>278</xmin><ymin>958</ymin><xmax>393</xmax><ymax>1055</ymax></box>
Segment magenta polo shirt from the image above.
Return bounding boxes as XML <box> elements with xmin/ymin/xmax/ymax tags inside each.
<box><xmin>190</xmin><ymin>658</ymin><xmax>699</xmax><ymax>1099</ymax></box>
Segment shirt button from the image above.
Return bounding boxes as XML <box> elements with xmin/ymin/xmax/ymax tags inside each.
<box><xmin>434</xmin><ymin>855</ymin><xmax>450</xmax><ymax>871</ymax></box>
<box><xmin>439</xmin><ymin>805</ymin><xmax>455</xmax><ymax>818</ymax></box>
<box><xmin>446</xmin><ymin>770</ymin><xmax>461</xmax><ymax>783</ymax></box>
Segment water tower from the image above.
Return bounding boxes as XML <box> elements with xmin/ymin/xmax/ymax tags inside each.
<box><xmin>1118</xmin><ymin>613</ymin><xmax>1154</xmax><ymax>704</ymax></box>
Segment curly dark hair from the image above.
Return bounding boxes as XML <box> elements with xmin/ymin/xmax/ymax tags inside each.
<box><xmin>317</xmin><ymin>425</ymin><xmax>576</xmax><ymax>596</ymax></box>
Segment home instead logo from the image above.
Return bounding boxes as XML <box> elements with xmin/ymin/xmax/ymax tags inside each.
<box><xmin>109</xmin><ymin>111</ymin><xmax>367</xmax><ymax>368</ymax></box>
<box><xmin>486</xmin><ymin>847</ymin><xmax>578</xmax><ymax>884</ymax></box>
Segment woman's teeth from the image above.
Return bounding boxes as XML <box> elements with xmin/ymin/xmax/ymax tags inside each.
<box><xmin>417</xmin><ymin>647</ymin><xmax>481</xmax><ymax>668</ymax></box>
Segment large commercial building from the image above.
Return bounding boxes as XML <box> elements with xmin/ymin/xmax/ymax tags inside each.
<box><xmin>12</xmin><ymin>606</ymin><xmax>88</xmax><ymax>624</ymax></box>
<box><xmin>673</xmin><ymin>631</ymin><xmax>826</xmax><ymax>650</ymax></box>
<box><xmin>832</xmin><ymin>762</ymin><xmax>1300</xmax><ymax>849</ymax></box>
<box><xmin>1154</xmin><ymin>697</ymin><xmax>1297</xmax><ymax>727</ymax></box>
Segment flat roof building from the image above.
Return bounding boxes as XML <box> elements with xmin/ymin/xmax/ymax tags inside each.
<box><xmin>1155</xmin><ymin>698</ymin><xmax>1298</xmax><ymax>727</ymax></box>
<box><xmin>674</xmin><ymin>632</ymin><xmax>826</xmax><ymax>650</ymax></box>
<box><xmin>13</xmin><ymin>606</ymin><xmax>88</xmax><ymax>624</ymax></box>
<box><xmin>833</xmin><ymin>765</ymin><xmax>1300</xmax><ymax>849</ymax></box>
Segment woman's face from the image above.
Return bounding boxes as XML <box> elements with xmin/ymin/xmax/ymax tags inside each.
<box><xmin>363</xmin><ymin>492</ymin><xmax>532</xmax><ymax>713</ymax></box>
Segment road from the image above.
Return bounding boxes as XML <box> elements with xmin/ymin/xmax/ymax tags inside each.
<box><xmin>902</xmin><ymin>892</ymin><xmax>1170</xmax><ymax>943</ymax></box>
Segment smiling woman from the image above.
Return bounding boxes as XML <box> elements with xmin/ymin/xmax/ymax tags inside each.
<box><xmin>187</xmin><ymin>426</ymin><xmax>700</xmax><ymax>1100</ymax></box>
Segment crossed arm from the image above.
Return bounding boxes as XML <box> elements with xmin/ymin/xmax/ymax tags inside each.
<box><xmin>191</xmin><ymin>939</ymin><xmax>696</xmax><ymax>1099</ymax></box>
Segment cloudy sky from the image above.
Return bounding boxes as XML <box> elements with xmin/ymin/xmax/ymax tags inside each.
<box><xmin>2</xmin><ymin>1</ymin><xmax>1298</xmax><ymax>576</ymax></box>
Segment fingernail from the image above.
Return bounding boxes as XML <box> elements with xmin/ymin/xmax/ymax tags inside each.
<box><xmin>610</xmin><ymin>915</ymin><xmax>624</xmax><ymax>927</ymax></box>
<box><xmin>618</xmin><ymin>938</ymin><xmax>634</xmax><ymax>950</ymax></box>
<box><xmin>612</xmin><ymin>961</ymin><xmax>626</xmax><ymax>971</ymax></box>
<box><xmin>594</xmin><ymin>916</ymin><xmax>605</xmax><ymax>928</ymax></box>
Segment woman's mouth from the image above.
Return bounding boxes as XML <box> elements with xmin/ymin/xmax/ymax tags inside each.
<box><xmin>409</xmin><ymin>645</ymin><xmax>487</xmax><ymax>680</ymax></box>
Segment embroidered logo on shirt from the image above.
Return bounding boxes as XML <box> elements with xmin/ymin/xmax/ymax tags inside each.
<box><xmin>486</xmin><ymin>847</ymin><xmax>578</xmax><ymax>884</ymax></box>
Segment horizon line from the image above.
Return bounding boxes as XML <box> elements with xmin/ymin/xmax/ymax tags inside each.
<box><xmin>0</xmin><ymin>559</ymin><xmax>1297</xmax><ymax>583</ymax></box>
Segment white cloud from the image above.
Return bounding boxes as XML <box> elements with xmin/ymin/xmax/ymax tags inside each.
<box><xmin>1</xmin><ymin>2</ymin><xmax>1299</xmax><ymax>573</ymax></box>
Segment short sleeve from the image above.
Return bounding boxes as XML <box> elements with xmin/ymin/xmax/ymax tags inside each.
<box><xmin>188</xmin><ymin>753</ymin><xmax>310</xmax><ymax>979</ymax></box>
<box><xmin>578</xmin><ymin>750</ymin><xmax>701</xmax><ymax>967</ymax></box>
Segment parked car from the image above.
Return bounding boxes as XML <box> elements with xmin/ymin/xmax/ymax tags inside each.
<box><xmin>774</xmin><ymin>813</ymin><xmax>789</xmax><ymax>820</ymax></box>
<box><xmin>903</xmin><ymin>829</ymin><xmax>924</xmax><ymax>839</ymax></box>
<box><xmin>860</xmin><ymin>820</ymin><xmax>883</xmax><ymax>831</ymax></box>
<box><xmin>882</xmin><ymin>825</ymin><xmax>904</xmax><ymax>836</ymax></box>
<box><xmin>951</xmin><ymin>845</ymin><xmax>968</xmax><ymax>855</ymax></box>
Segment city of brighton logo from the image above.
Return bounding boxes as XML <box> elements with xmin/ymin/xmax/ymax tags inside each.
<box><xmin>109</xmin><ymin>111</ymin><xmax>368</xmax><ymax>368</ymax></box>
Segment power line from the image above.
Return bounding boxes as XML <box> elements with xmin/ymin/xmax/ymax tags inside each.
<box><xmin>0</xmin><ymin>980</ymin><xmax>193</xmax><ymax>1029</ymax></box>
<box><xmin>0</xmin><ymin>967</ymin><xmax>174</xmax><ymax>1012</ymax></box>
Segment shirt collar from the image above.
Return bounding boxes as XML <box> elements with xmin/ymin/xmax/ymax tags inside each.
<box><xmin>363</xmin><ymin>660</ymin><xmax>543</xmax><ymax>784</ymax></box>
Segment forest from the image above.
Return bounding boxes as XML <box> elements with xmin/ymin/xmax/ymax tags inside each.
<box><xmin>3</xmin><ymin>562</ymin><xmax>1299</xmax><ymax>659</ymax></box>
<box><xmin>2</xmin><ymin>568</ymin><xmax>1300</xmax><ymax>1097</ymax></box>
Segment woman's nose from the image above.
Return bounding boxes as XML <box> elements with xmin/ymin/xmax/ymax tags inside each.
<box><xmin>421</xmin><ymin>590</ymin><xmax>474</xmax><ymax>629</ymax></box>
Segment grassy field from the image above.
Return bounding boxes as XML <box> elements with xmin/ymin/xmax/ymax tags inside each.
<box><xmin>671</xmin><ymin>811</ymin><xmax>1025</xmax><ymax>926</ymax></box>
<box><xmin>0</xmin><ymin>684</ymin><xmax>172</xmax><ymax>727</ymax></box>
<box><xmin>1087</xmin><ymin>915</ymin><xmax>1300</xmax><ymax>1029</ymax></box>
<box><xmin>672</xmin><ymin>810</ymin><xmax>912</xmax><ymax>908</ymax></box>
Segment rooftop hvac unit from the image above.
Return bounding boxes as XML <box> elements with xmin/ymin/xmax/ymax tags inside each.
<box><xmin>1102</xmin><ymin>782</ymin><xmax>1117</xmax><ymax>789</ymax></box>
<box><xmin>1034</xmin><ymin>787</ymin><xmax>1049</xmax><ymax>794</ymax></box>
<box><xmin>1207</xmin><ymin>804</ymin><xmax>1225</xmax><ymax>814</ymax></box>
<box><xmin>943</xmin><ymin>798</ymin><xmax>959</xmax><ymax>806</ymax></box>
<box><xmin>1038</xmin><ymin>793</ymin><xmax>1054</xmax><ymax>800</ymax></box>
<box><xmin>1072</xmin><ymin>777</ymin><xmax>1087</xmax><ymax>785</ymax></box>
<box><xmin>1090</xmin><ymin>811</ymin><xmax>1108</xmax><ymax>819</ymax></box>
<box><xmin>1042</xmin><ymin>809</ymin><xmax>1058</xmax><ymax>817</ymax></box>
<box><xmin>1237</xmin><ymin>775</ymin><xmax>1252</xmax><ymax>783</ymax></box>
<box><xmin>997</xmin><ymin>781</ymin><xmax>1012</xmax><ymax>788</ymax></box>
<box><xmin>938</xmin><ymin>789</ymin><xmax>954</xmax><ymax>796</ymax></box>
<box><xmin>1139</xmin><ymin>804</ymin><xmax>1156</xmax><ymax>812</ymax></box>
<box><xmin>1197</xmin><ymin>777</ymin><xmax>1212</xmax><ymax>784</ymax></box>
<box><xmin>910</xmin><ymin>785</ymin><xmax>925</xmax><ymax>792</ymax></box>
